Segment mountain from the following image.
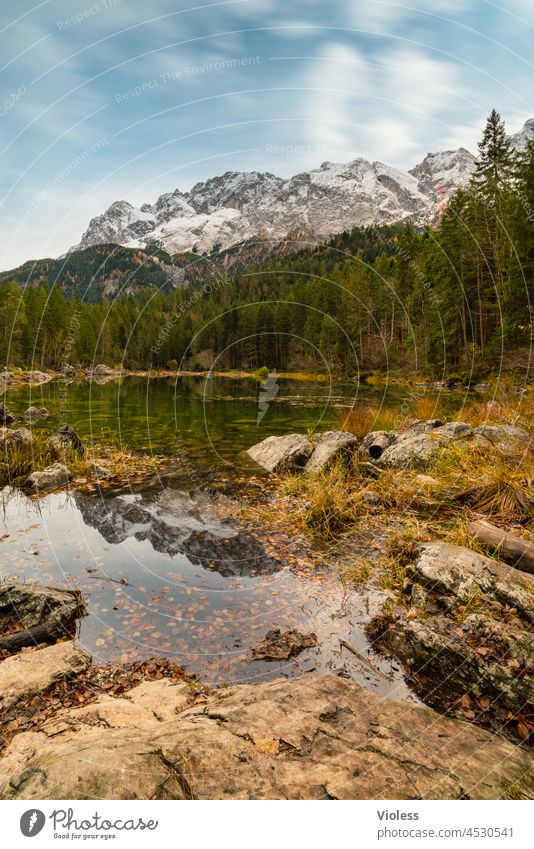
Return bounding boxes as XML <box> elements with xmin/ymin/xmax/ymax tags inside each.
<box><xmin>509</xmin><ymin>118</ymin><xmax>534</xmax><ymax>151</ymax></box>
<box><xmin>70</xmin><ymin>148</ymin><xmax>479</xmax><ymax>258</ymax></box>
<box><xmin>0</xmin><ymin>243</ymin><xmax>186</xmax><ymax>301</ymax></box>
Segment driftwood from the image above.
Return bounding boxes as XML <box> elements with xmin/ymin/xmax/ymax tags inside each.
<box><xmin>0</xmin><ymin>618</ymin><xmax>76</xmax><ymax>653</ymax></box>
<box><xmin>367</xmin><ymin>434</ymin><xmax>393</xmax><ymax>459</ymax></box>
<box><xmin>467</xmin><ymin>519</ymin><xmax>534</xmax><ymax>575</ymax></box>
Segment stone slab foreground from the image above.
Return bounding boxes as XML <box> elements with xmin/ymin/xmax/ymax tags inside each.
<box><xmin>0</xmin><ymin>673</ymin><xmax>532</xmax><ymax>800</ymax></box>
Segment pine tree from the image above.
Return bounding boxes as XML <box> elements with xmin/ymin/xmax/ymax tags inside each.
<box><xmin>471</xmin><ymin>109</ymin><xmax>513</xmax><ymax>207</ymax></box>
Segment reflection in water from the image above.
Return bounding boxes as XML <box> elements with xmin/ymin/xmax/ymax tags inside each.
<box><xmin>74</xmin><ymin>489</ymin><xmax>282</xmax><ymax>577</ymax></box>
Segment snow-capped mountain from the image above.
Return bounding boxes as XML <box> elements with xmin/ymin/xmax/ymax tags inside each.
<box><xmin>70</xmin><ymin>119</ymin><xmax>533</xmax><ymax>257</ymax></box>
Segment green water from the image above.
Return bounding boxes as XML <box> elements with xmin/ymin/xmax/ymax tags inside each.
<box><xmin>5</xmin><ymin>375</ymin><xmax>471</xmax><ymax>478</ymax></box>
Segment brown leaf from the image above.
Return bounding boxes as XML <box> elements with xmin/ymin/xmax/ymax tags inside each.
<box><xmin>517</xmin><ymin>722</ymin><xmax>530</xmax><ymax>741</ymax></box>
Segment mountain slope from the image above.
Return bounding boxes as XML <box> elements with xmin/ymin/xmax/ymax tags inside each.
<box><xmin>70</xmin><ymin>139</ymin><xmax>485</xmax><ymax>256</ymax></box>
<box><xmin>0</xmin><ymin>244</ymin><xmax>186</xmax><ymax>301</ymax></box>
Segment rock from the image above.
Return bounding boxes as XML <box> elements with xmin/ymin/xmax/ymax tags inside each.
<box><xmin>251</xmin><ymin>628</ymin><xmax>318</xmax><ymax>660</ymax></box>
<box><xmin>472</xmin><ymin>425</ymin><xmax>531</xmax><ymax>449</ymax></box>
<box><xmin>0</xmin><ymin>673</ymin><xmax>532</xmax><ymax>800</ymax></box>
<box><xmin>370</xmin><ymin>543</ymin><xmax>534</xmax><ymax>718</ymax></box>
<box><xmin>46</xmin><ymin>425</ymin><xmax>84</xmax><ymax>458</ymax></box>
<box><xmin>413</xmin><ymin>474</ymin><xmax>439</xmax><ymax>493</ymax></box>
<box><xmin>411</xmin><ymin>543</ymin><xmax>534</xmax><ymax>622</ymax></box>
<box><xmin>247</xmin><ymin>434</ymin><xmax>313</xmax><ymax>473</ymax></box>
<box><xmin>0</xmin><ymin>404</ymin><xmax>15</xmax><ymax>425</ymax></box>
<box><xmin>22</xmin><ymin>406</ymin><xmax>49</xmax><ymax>423</ymax></box>
<box><xmin>91</xmin><ymin>364</ymin><xmax>119</xmax><ymax>375</ymax></box>
<box><xmin>3</xmin><ymin>427</ymin><xmax>33</xmax><ymax>448</ymax></box>
<box><xmin>304</xmin><ymin>431</ymin><xmax>359</xmax><ymax>473</ymax></box>
<box><xmin>0</xmin><ymin>641</ymin><xmax>91</xmax><ymax>709</ymax></box>
<box><xmin>396</xmin><ymin>419</ymin><xmax>443</xmax><ymax>440</ymax></box>
<box><xmin>378</xmin><ymin>430</ymin><xmax>449</xmax><ymax>468</ymax></box>
<box><xmin>23</xmin><ymin>371</ymin><xmax>51</xmax><ymax>384</ymax></box>
<box><xmin>60</xmin><ymin>364</ymin><xmax>76</xmax><ymax>378</ymax></box>
<box><xmin>21</xmin><ymin>463</ymin><xmax>72</xmax><ymax>493</ymax></box>
<box><xmin>0</xmin><ymin>583</ymin><xmax>83</xmax><ymax>632</ymax></box>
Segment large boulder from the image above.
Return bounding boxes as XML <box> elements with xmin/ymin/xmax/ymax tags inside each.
<box><xmin>21</xmin><ymin>463</ymin><xmax>72</xmax><ymax>493</ymax></box>
<box><xmin>0</xmin><ymin>673</ymin><xmax>532</xmax><ymax>800</ymax></box>
<box><xmin>370</xmin><ymin>543</ymin><xmax>534</xmax><ymax>718</ymax></box>
<box><xmin>22</xmin><ymin>406</ymin><xmax>49</xmax><ymax>423</ymax></box>
<box><xmin>247</xmin><ymin>434</ymin><xmax>313</xmax><ymax>473</ymax></box>
<box><xmin>0</xmin><ymin>641</ymin><xmax>91</xmax><ymax>709</ymax></box>
<box><xmin>304</xmin><ymin>431</ymin><xmax>359</xmax><ymax>473</ymax></box>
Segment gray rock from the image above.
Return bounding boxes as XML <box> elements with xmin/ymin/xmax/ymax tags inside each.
<box><xmin>3</xmin><ymin>427</ymin><xmax>33</xmax><ymax>447</ymax></box>
<box><xmin>21</xmin><ymin>463</ymin><xmax>72</xmax><ymax>493</ymax></box>
<box><xmin>0</xmin><ymin>673</ymin><xmax>532</xmax><ymax>800</ymax></box>
<box><xmin>247</xmin><ymin>434</ymin><xmax>313</xmax><ymax>473</ymax></box>
<box><xmin>472</xmin><ymin>425</ymin><xmax>530</xmax><ymax>448</ymax></box>
<box><xmin>371</xmin><ymin>543</ymin><xmax>534</xmax><ymax>716</ymax></box>
<box><xmin>378</xmin><ymin>430</ymin><xmax>449</xmax><ymax>468</ymax></box>
<box><xmin>23</xmin><ymin>406</ymin><xmax>50</xmax><ymax>423</ymax></box>
<box><xmin>91</xmin><ymin>463</ymin><xmax>111</xmax><ymax>478</ymax></box>
<box><xmin>92</xmin><ymin>363</ymin><xmax>119</xmax><ymax>375</ymax></box>
<box><xmin>0</xmin><ymin>583</ymin><xmax>83</xmax><ymax>632</ymax></box>
<box><xmin>46</xmin><ymin>425</ymin><xmax>84</xmax><ymax>458</ymax></box>
<box><xmin>395</xmin><ymin>419</ymin><xmax>443</xmax><ymax>441</ymax></box>
<box><xmin>304</xmin><ymin>431</ymin><xmax>359</xmax><ymax>473</ymax></box>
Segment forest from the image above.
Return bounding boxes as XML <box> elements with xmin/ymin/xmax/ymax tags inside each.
<box><xmin>1</xmin><ymin>111</ymin><xmax>532</xmax><ymax>378</ymax></box>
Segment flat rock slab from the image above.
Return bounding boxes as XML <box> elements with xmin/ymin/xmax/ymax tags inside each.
<box><xmin>0</xmin><ymin>673</ymin><xmax>532</xmax><ymax>800</ymax></box>
<box><xmin>0</xmin><ymin>641</ymin><xmax>91</xmax><ymax>710</ymax></box>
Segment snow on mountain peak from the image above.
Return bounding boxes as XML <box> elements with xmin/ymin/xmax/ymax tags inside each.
<box><xmin>71</xmin><ymin>122</ymin><xmax>531</xmax><ymax>257</ymax></box>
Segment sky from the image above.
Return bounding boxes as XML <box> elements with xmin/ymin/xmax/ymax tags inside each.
<box><xmin>1</xmin><ymin>0</ymin><xmax>533</xmax><ymax>269</ymax></box>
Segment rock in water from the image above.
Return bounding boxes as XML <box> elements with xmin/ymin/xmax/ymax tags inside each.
<box><xmin>251</xmin><ymin>628</ymin><xmax>317</xmax><ymax>660</ymax></box>
<box><xmin>0</xmin><ymin>673</ymin><xmax>532</xmax><ymax>800</ymax></box>
<box><xmin>304</xmin><ymin>431</ymin><xmax>359</xmax><ymax>473</ymax></box>
<box><xmin>0</xmin><ymin>583</ymin><xmax>83</xmax><ymax>631</ymax></box>
<box><xmin>23</xmin><ymin>406</ymin><xmax>50</xmax><ymax>423</ymax></box>
<box><xmin>247</xmin><ymin>433</ymin><xmax>313</xmax><ymax>472</ymax></box>
<box><xmin>22</xmin><ymin>463</ymin><xmax>72</xmax><ymax>493</ymax></box>
<box><xmin>0</xmin><ymin>404</ymin><xmax>16</xmax><ymax>425</ymax></box>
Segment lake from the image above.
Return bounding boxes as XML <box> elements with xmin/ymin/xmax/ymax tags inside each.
<box><xmin>0</xmin><ymin>375</ymin><xmax>471</xmax><ymax>694</ymax></box>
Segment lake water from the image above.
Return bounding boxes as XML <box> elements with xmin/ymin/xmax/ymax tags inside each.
<box><xmin>0</xmin><ymin>375</ymin><xmax>469</xmax><ymax>695</ymax></box>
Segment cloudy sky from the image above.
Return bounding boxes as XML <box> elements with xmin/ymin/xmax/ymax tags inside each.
<box><xmin>1</xmin><ymin>0</ymin><xmax>533</xmax><ymax>268</ymax></box>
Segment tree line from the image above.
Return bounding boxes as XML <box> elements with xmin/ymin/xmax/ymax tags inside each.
<box><xmin>1</xmin><ymin>110</ymin><xmax>532</xmax><ymax>378</ymax></box>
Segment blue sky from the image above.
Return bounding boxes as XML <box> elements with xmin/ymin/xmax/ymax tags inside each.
<box><xmin>1</xmin><ymin>0</ymin><xmax>533</xmax><ymax>268</ymax></box>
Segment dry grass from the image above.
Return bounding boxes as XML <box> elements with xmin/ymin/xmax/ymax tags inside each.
<box><xmin>462</xmin><ymin>393</ymin><xmax>534</xmax><ymax>432</ymax></box>
<box><xmin>338</xmin><ymin>405</ymin><xmax>398</xmax><ymax>439</ymax></box>
<box><xmin>277</xmin><ymin>461</ymin><xmax>366</xmax><ymax>544</ymax></box>
<box><xmin>430</xmin><ymin>442</ymin><xmax>534</xmax><ymax>523</ymax></box>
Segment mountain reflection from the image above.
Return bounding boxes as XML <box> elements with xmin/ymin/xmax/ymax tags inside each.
<box><xmin>73</xmin><ymin>487</ymin><xmax>282</xmax><ymax>578</ymax></box>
